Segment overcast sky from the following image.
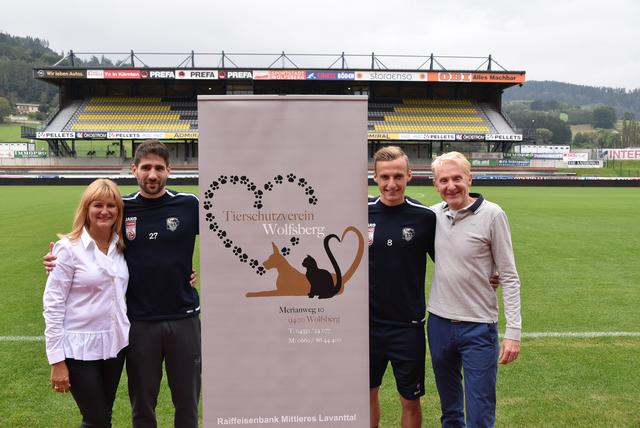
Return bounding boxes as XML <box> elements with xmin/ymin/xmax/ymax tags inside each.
<box><xmin>3</xmin><ymin>0</ymin><xmax>639</xmax><ymax>89</ymax></box>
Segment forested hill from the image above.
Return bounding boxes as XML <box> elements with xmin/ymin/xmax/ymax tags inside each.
<box><xmin>504</xmin><ymin>80</ymin><xmax>640</xmax><ymax>116</ymax></box>
<box><xmin>0</xmin><ymin>32</ymin><xmax>61</xmax><ymax>106</ymax></box>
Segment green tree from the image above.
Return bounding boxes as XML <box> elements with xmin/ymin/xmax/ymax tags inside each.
<box><xmin>536</xmin><ymin>128</ymin><xmax>553</xmax><ymax>144</ymax></box>
<box><xmin>567</xmin><ymin>107</ymin><xmax>593</xmax><ymax>125</ymax></box>
<box><xmin>591</xmin><ymin>106</ymin><xmax>617</xmax><ymax>129</ymax></box>
<box><xmin>598</xmin><ymin>129</ymin><xmax>621</xmax><ymax>148</ymax></box>
<box><xmin>509</xmin><ymin>110</ymin><xmax>572</xmax><ymax>144</ymax></box>
<box><xmin>573</xmin><ymin>132</ymin><xmax>597</xmax><ymax>148</ymax></box>
<box><xmin>530</xmin><ymin>99</ymin><xmax>559</xmax><ymax>111</ymax></box>
<box><xmin>621</xmin><ymin>119</ymin><xmax>640</xmax><ymax>147</ymax></box>
<box><xmin>0</xmin><ymin>32</ymin><xmax>61</xmax><ymax>104</ymax></box>
<box><xmin>573</xmin><ymin>130</ymin><xmax>620</xmax><ymax>148</ymax></box>
<box><xmin>530</xmin><ymin>100</ymin><xmax>546</xmax><ymax>111</ymax></box>
<box><xmin>0</xmin><ymin>96</ymin><xmax>12</xmax><ymax>122</ymax></box>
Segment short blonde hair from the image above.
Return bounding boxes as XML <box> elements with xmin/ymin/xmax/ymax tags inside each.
<box><xmin>66</xmin><ymin>179</ymin><xmax>125</xmax><ymax>251</ymax></box>
<box><xmin>431</xmin><ymin>151</ymin><xmax>471</xmax><ymax>178</ymax></box>
<box><xmin>373</xmin><ymin>146</ymin><xmax>409</xmax><ymax>172</ymax></box>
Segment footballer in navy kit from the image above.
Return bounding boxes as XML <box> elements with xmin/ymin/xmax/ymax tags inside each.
<box><xmin>122</xmin><ymin>141</ymin><xmax>201</xmax><ymax>428</ymax></box>
<box><xmin>123</xmin><ymin>141</ymin><xmax>202</xmax><ymax>427</ymax></box>
<box><xmin>368</xmin><ymin>146</ymin><xmax>435</xmax><ymax>428</ymax></box>
<box><xmin>122</xmin><ymin>190</ymin><xmax>199</xmax><ymax>321</ymax></box>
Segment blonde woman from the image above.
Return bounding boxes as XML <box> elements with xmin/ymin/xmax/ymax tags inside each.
<box><xmin>43</xmin><ymin>179</ymin><xmax>129</xmax><ymax>427</ymax></box>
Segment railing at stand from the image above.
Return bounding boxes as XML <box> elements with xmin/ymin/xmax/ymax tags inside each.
<box><xmin>20</xmin><ymin>126</ymin><xmax>37</xmax><ymax>139</ymax></box>
<box><xmin>43</xmin><ymin>105</ymin><xmax>60</xmax><ymax>127</ymax></box>
<box><xmin>502</xmin><ymin>111</ymin><xmax>518</xmax><ymax>131</ymax></box>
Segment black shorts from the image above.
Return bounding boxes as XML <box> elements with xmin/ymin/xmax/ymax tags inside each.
<box><xmin>369</xmin><ymin>321</ymin><xmax>426</xmax><ymax>400</ymax></box>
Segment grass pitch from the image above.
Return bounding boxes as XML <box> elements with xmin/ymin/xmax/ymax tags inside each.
<box><xmin>0</xmin><ymin>123</ymin><xmax>32</xmax><ymax>143</ymax></box>
<box><xmin>0</xmin><ymin>185</ymin><xmax>639</xmax><ymax>427</ymax></box>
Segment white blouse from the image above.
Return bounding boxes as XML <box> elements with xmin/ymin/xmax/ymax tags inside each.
<box><xmin>43</xmin><ymin>228</ymin><xmax>130</xmax><ymax>364</ymax></box>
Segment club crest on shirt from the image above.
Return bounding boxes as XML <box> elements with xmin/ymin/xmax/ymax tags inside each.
<box><xmin>368</xmin><ymin>223</ymin><xmax>376</xmax><ymax>246</ymax></box>
<box><xmin>125</xmin><ymin>216</ymin><xmax>137</xmax><ymax>240</ymax></box>
<box><xmin>166</xmin><ymin>217</ymin><xmax>180</xmax><ymax>232</ymax></box>
<box><xmin>402</xmin><ymin>227</ymin><xmax>415</xmax><ymax>242</ymax></box>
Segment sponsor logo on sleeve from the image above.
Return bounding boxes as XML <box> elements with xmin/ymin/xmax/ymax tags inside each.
<box><xmin>368</xmin><ymin>223</ymin><xmax>375</xmax><ymax>246</ymax></box>
<box><xmin>125</xmin><ymin>217</ymin><xmax>137</xmax><ymax>240</ymax></box>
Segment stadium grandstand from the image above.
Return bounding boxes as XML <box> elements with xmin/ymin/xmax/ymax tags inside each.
<box><xmin>66</xmin><ymin>96</ymin><xmax>197</xmax><ymax>133</ymax></box>
<box><xmin>14</xmin><ymin>51</ymin><xmax>538</xmax><ymax>176</ymax></box>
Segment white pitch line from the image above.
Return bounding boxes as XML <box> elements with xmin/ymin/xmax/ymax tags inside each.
<box><xmin>2</xmin><ymin>332</ymin><xmax>640</xmax><ymax>343</ymax></box>
<box><xmin>0</xmin><ymin>336</ymin><xmax>44</xmax><ymax>342</ymax></box>
<box><xmin>520</xmin><ymin>332</ymin><xmax>640</xmax><ymax>338</ymax></box>
<box><xmin>407</xmin><ymin>192</ymin><xmax>426</xmax><ymax>199</ymax></box>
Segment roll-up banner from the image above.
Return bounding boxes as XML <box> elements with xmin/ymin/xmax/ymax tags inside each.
<box><xmin>198</xmin><ymin>95</ymin><xmax>370</xmax><ymax>427</ymax></box>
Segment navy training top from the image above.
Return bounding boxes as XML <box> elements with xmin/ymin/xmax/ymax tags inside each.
<box><xmin>122</xmin><ymin>189</ymin><xmax>200</xmax><ymax>321</ymax></box>
<box><xmin>368</xmin><ymin>196</ymin><xmax>436</xmax><ymax>326</ymax></box>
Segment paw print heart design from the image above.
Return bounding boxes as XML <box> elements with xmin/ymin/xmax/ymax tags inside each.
<box><xmin>202</xmin><ymin>173</ymin><xmax>319</xmax><ymax>276</ymax></box>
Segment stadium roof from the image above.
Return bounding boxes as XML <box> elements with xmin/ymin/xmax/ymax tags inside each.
<box><xmin>45</xmin><ymin>51</ymin><xmax>525</xmax><ymax>72</ymax></box>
